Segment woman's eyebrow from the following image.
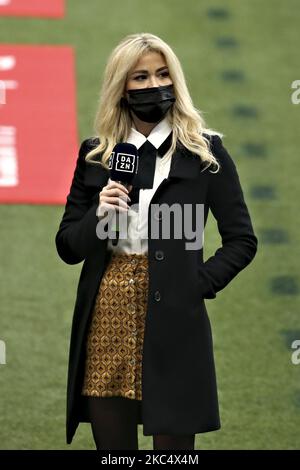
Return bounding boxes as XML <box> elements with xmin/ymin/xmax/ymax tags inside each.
<box><xmin>131</xmin><ymin>66</ymin><xmax>169</xmax><ymax>75</ymax></box>
<box><xmin>131</xmin><ymin>69</ymin><xmax>148</xmax><ymax>75</ymax></box>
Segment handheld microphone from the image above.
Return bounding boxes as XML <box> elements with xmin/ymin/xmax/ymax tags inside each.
<box><xmin>108</xmin><ymin>143</ymin><xmax>139</xmax><ymax>245</ymax></box>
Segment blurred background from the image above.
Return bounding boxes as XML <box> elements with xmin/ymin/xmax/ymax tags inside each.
<box><xmin>0</xmin><ymin>0</ymin><xmax>299</xmax><ymax>450</ymax></box>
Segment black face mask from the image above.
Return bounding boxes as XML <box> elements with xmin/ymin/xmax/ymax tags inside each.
<box><xmin>124</xmin><ymin>84</ymin><xmax>176</xmax><ymax>123</ymax></box>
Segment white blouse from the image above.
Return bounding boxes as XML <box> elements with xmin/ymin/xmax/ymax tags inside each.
<box><xmin>96</xmin><ymin>117</ymin><xmax>173</xmax><ymax>255</ymax></box>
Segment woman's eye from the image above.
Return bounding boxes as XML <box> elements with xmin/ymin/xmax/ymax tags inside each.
<box><xmin>160</xmin><ymin>71</ymin><xmax>170</xmax><ymax>78</ymax></box>
<box><xmin>134</xmin><ymin>75</ymin><xmax>147</xmax><ymax>81</ymax></box>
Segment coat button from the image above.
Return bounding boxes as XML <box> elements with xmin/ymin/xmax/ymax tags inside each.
<box><xmin>155</xmin><ymin>250</ymin><xmax>164</xmax><ymax>261</ymax></box>
<box><xmin>154</xmin><ymin>290</ymin><xmax>161</xmax><ymax>302</ymax></box>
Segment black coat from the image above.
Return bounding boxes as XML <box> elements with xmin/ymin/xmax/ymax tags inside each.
<box><xmin>55</xmin><ymin>134</ymin><xmax>258</xmax><ymax>444</ymax></box>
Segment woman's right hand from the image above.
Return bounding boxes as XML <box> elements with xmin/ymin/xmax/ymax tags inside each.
<box><xmin>98</xmin><ymin>180</ymin><xmax>133</xmax><ymax>217</ymax></box>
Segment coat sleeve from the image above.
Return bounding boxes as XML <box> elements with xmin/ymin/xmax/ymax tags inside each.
<box><xmin>198</xmin><ymin>134</ymin><xmax>258</xmax><ymax>299</ymax></box>
<box><xmin>55</xmin><ymin>138</ymin><xmax>103</xmax><ymax>265</ymax></box>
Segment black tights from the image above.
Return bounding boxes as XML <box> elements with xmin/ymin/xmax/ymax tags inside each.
<box><xmin>86</xmin><ymin>396</ymin><xmax>195</xmax><ymax>450</ymax></box>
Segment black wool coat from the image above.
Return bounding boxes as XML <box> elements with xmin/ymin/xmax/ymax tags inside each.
<box><xmin>55</xmin><ymin>133</ymin><xmax>258</xmax><ymax>444</ymax></box>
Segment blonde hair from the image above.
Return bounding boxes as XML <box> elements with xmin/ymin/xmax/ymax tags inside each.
<box><xmin>86</xmin><ymin>32</ymin><xmax>222</xmax><ymax>173</ymax></box>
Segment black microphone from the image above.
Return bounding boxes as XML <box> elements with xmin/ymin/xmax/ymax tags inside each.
<box><xmin>108</xmin><ymin>143</ymin><xmax>139</xmax><ymax>245</ymax></box>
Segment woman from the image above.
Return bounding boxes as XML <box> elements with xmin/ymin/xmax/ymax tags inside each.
<box><xmin>55</xmin><ymin>33</ymin><xmax>258</xmax><ymax>450</ymax></box>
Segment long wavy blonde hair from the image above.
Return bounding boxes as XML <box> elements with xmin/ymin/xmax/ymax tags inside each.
<box><xmin>86</xmin><ymin>32</ymin><xmax>222</xmax><ymax>173</ymax></box>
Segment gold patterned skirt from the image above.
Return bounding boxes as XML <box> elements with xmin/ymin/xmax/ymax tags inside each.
<box><xmin>81</xmin><ymin>252</ymin><xmax>149</xmax><ymax>401</ymax></box>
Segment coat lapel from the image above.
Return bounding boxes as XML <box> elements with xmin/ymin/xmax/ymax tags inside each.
<box><xmin>167</xmin><ymin>145</ymin><xmax>204</xmax><ymax>180</ymax></box>
<box><xmin>167</xmin><ymin>132</ymin><xmax>212</xmax><ymax>180</ymax></box>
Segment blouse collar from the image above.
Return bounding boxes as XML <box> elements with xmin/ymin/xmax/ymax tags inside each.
<box><xmin>127</xmin><ymin>117</ymin><xmax>172</xmax><ymax>150</ymax></box>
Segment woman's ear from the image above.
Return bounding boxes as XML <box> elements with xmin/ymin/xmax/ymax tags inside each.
<box><xmin>120</xmin><ymin>85</ymin><xmax>131</xmax><ymax>108</ymax></box>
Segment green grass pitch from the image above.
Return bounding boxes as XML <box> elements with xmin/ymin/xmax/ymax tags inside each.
<box><xmin>0</xmin><ymin>0</ymin><xmax>299</xmax><ymax>449</ymax></box>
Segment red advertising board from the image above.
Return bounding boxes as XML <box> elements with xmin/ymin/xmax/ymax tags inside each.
<box><xmin>0</xmin><ymin>0</ymin><xmax>64</xmax><ymax>18</ymax></box>
<box><xmin>0</xmin><ymin>45</ymin><xmax>79</xmax><ymax>205</ymax></box>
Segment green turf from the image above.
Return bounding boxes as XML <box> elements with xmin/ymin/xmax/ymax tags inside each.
<box><xmin>0</xmin><ymin>0</ymin><xmax>299</xmax><ymax>450</ymax></box>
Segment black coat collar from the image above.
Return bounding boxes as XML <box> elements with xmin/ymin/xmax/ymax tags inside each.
<box><xmin>83</xmin><ymin>134</ymin><xmax>212</xmax><ymax>189</ymax></box>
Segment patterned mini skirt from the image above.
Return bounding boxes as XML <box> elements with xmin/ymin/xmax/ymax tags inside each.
<box><xmin>81</xmin><ymin>252</ymin><xmax>149</xmax><ymax>401</ymax></box>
